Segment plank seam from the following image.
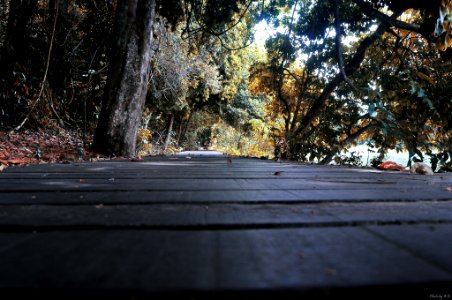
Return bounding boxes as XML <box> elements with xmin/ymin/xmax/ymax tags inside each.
<box><xmin>1</xmin><ymin>219</ymin><xmax>451</xmax><ymax>233</ymax></box>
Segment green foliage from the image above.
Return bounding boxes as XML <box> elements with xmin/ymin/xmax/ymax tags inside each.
<box><xmin>333</xmin><ymin>151</ymin><xmax>363</xmax><ymax>167</ymax></box>
<box><xmin>266</xmin><ymin>33</ymin><xmax>296</xmax><ymax>64</ymax></box>
<box><xmin>247</xmin><ymin>0</ymin><xmax>452</xmax><ymax>167</ymax></box>
<box><xmin>147</xmin><ymin>19</ymin><xmax>222</xmax><ymax>114</ymax></box>
<box><xmin>427</xmin><ymin>151</ymin><xmax>452</xmax><ymax>172</ymax></box>
<box><xmin>370</xmin><ymin>156</ymin><xmax>383</xmax><ymax>168</ymax></box>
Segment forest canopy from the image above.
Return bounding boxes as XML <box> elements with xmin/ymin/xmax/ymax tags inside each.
<box><xmin>0</xmin><ymin>0</ymin><xmax>451</xmax><ymax>171</ymax></box>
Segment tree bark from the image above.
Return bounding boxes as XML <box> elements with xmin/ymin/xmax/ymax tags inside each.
<box><xmin>180</xmin><ymin>110</ymin><xmax>193</xmax><ymax>145</ymax></box>
<box><xmin>176</xmin><ymin>115</ymin><xmax>184</xmax><ymax>146</ymax></box>
<box><xmin>164</xmin><ymin>113</ymin><xmax>174</xmax><ymax>151</ymax></box>
<box><xmin>93</xmin><ymin>0</ymin><xmax>155</xmax><ymax>156</ymax></box>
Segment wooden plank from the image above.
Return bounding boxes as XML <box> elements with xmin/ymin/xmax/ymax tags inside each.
<box><xmin>0</xmin><ymin>201</ymin><xmax>451</xmax><ymax>228</ymax></box>
<box><xmin>1</xmin><ymin>187</ymin><xmax>451</xmax><ymax>205</ymax></box>
<box><xmin>0</xmin><ymin>227</ymin><xmax>450</xmax><ymax>294</ymax></box>
<box><xmin>366</xmin><ymin>224</ymin><xmax>452</xmax><ymax>275</ymax></box>
<box><xmin>1</xmin><ymin>157</ymin><xmax>447</xmax><ymax>177</ymax></box>
<box><xmin>0</xmin><ymin>177</ymin><xmax>449</xmax><ymax>193</ymax></box>
<box><xmin>0</xmin><ymin>234</ymin><xmax>35</xmax><ymax>253</ymax></box>
<box><xmin>2</xmin><ymin>169</ymin><xmax>449</xmax><ymax>181</ymax></box>
<box><xmin>2</xmin><ymin>158</ymin><xmax>450</xmax><ymax>194</ymax></box>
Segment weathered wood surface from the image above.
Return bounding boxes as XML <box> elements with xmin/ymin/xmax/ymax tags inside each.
<box><xmin>0</xmin><ymin>154</ymin><xmax>451</xmax><ymax>298</ymax></box>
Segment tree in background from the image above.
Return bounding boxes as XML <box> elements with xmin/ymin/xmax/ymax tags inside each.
<box><xmin>248</xmin><ymin>0</ymin><xmax>452</xmax><ymax>169</ymax></box>
<box><xmin>138</xmin><ymin>0</ymin><xmax>267</xmax><ymax>155</ymax></box>
<box><xmin>93</xmin><ymin>0</ymin><xmax>257</xmax><ymax>156</ymax></box>
<box><xmin>142</xmin><ymin>18</ymin><xmax>222</xmax><ymax>152</ymax></box>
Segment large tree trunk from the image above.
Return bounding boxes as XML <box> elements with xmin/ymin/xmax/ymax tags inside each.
<box><xmin>93</xmin><ymin>0</ymin><xmax>155</xmax><ymax>156</ymax></box>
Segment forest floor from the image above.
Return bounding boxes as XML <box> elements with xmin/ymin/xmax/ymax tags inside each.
<box><xmin>0</xmin><ymin>129</ymin><xmax>110</xmax><ymax>171</ymax></box>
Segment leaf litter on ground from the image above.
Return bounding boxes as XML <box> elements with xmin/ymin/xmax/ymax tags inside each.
<box><xmin>0</xmin><ymin>129</ymin><xmax>109</xmax><ymax>171</ymax></box>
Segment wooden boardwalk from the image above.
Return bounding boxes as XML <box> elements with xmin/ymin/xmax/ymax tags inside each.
<box><xmin>0</xmin><ymin>153</ymin><xmax>451</xmax><ymax>299</ymax></box>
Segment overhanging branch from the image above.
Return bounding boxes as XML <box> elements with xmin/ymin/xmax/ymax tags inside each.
<box><xmin>294</xmin><ymin>19</ymin><xmax>393</xmax><ymax>138</ymax></box>
<box><xmin>351</xmin><ymin>0</ymin><xmax>422</xmax><ymax>34</ymax></box>
<box><xmin>332</xmin><ymin>0</ymin><xmax>359</xmax><ymax>91</ymax></box>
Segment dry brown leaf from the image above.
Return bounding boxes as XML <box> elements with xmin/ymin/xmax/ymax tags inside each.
<box><xmin>325</xmin><ymin>267</ymin><xmax>337</xmax><ymax>276</ymax></box>
<box><xmin>416</xmin><ymin>71</ymin><xmax>434</xmax><ymax>84</ymax></box>
<box><xmin>7</xmin><ymin>158</ymin><xmax>26</xmax><ymax>165</ymax></box>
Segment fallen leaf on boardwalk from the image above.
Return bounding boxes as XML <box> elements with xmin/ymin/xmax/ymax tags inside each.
<box><xmin>95</xmin><ymin>204</ymin><xmax>104</xmax><ymax>208</ymax></box>
<box><xmin>325</xmin><ymin>267</ymin><xmax>337</xmax><ymax>276</ymax></box>
<box><xmin>130</xmin><ymin>156</ymin><xmax>143</xmax><ymax>162</ymax></box>
<box><xmin>377</xmin><ymin>161</ymin><xmax>405</xmax><ymax>171</ymax></box>
<box><xmin>274</xmin><ymin>171</ymin><xmax>284</xmax><ymax>176</ymax></box>
<box><xmin>298</xmin><ymin>252</ymin><xmax>305</xmax><ymax>260</ymax></box>
<box><xmin>445</xmin><ymin>187</ymin><xmax>452</xmax><ymax>192</ymax></box>
<box><xmin>0</xmin><ymin>149</ymin><xmax>10</xmax><ymax>157</ymax></box>
<box><xmin>7</xmin><ymin>158</ymin><xmax>27</xmax><ymax>165</ymax></box>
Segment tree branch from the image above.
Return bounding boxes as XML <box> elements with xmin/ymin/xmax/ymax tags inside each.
<box><xmin>351</xmin><ymin>0</ymin><xmax>423</xmax><ymax>34</ymax></box>
<box><xmin>332</xmin><ymin>0</ymin><xmax>359</xmax><ymax>91</ymax></box>
<box><xmin>184</xmin><ymin>0</ymin><xmax>254</xmax><ymax>38</ymax></box>
<box><xmin>294</xmin><ymin>19</ymin><xmax>393</xmax><ymax>138</ymax></box>
<box><xmin>341</xmin><ymin>123</ymin><xmax>373</xmax><ymax>147</ymax></box>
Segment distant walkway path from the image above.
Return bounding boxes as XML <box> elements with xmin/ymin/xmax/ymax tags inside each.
<box><xmin>175</xmin><ymin>150</ymin><xmax>224</xmax><ymax>157</ymax></box>
<box><xmin>0</xmin><ymin>155</ymin><xmax>451</xmax><ymax>298</ymax></box>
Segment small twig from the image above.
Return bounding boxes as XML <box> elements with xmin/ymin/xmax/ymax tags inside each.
<box><xmin>12</xmin><ymin>0</ymin><xmax>59</xmax><ymax>133</ymax></box>
<box><xmin>46</xmin><ymin>86</ymin><xmax>64</xmax><ymax>127</ymax></box>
